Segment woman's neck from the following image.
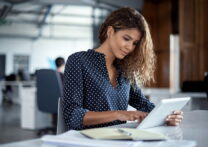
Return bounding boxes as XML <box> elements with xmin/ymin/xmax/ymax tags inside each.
<box><xmin>95</xmin><ymin>43</ymin><xmax>115</xmax><ymax>67</ymax></box>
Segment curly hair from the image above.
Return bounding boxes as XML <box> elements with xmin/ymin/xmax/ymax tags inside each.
<box><xmin>99</xmin><ymin>7</ymin><xmax>156</xmax><ymax>86</ymax></box>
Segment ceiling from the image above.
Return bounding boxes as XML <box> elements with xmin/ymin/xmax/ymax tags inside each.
<box><xmin>0</xmin><ymin>0</ymin><xmax>144</xmax><ymax>40</ymax></box>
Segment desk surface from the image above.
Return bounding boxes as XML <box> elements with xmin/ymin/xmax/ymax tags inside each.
<box><xmin>1</xmin><ymin>110</ymin><xmax>208</xmax><ymax>147</ymax></box>
<box><xmin>142</xmin><ymin>88</ymin><xmax>207</xmax><ymax>98</ymax></box>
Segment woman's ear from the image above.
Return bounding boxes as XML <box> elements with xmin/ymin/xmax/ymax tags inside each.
<box><xmin>107</xmin><ymin>26</ymin><xmax>114</xmax><ymax>37</ymax></box>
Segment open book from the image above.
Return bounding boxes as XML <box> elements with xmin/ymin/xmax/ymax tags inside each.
<box><xmin>80</xmin><ymin>128</ymin><xmax>166</xmax><ymax>141</ymax></box>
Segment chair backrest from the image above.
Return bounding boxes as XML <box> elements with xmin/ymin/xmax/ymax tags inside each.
<box><xmin>36</xmin><ymin>69</ymin><xmax>63</xmax><ymax>114</ymax></box>
<box><xmin>57</xmin><ymin>97</ymin><xmax>68</xmax><ymax>134</ymax></box>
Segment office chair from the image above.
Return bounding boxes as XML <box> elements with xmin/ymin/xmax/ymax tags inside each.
<box><xmin>36</xmin><ymin>69</ymin><xmax>63</xmax><ymax>136</ymax></box>
<box><xmin>57</xmin><ymin>97</ymin><xmax>68</xmax><ymax>134</ymax></box>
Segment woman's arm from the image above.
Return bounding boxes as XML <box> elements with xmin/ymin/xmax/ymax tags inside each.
<box><xmin>129</xmin><ymin>86</ymin><xmax>155</xmax><ymax>112</ymax></box>
<box><xmin>62</xmin><ymin>53</ymin><xmax>89</xmax><ymax>130</ymax></box>
<box><xmin>83</xmin><ymin>110</ymin><xmax>184</xmax><ymax>127</ymax></box>
<box><xmin>83</xmin><ymin>110</ymin><xmax>148</xmax><ymax>126</ymax></box>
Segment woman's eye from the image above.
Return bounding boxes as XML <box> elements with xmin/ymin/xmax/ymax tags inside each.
<box><xmin>123</xmin><ymin>37</ymin><xmax>130</xmax><ymax>41</ymax></box>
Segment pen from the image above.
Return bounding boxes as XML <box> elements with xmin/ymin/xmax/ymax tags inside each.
<box><xmin>117</xmin><ymin>128</ymin><xmax>132</xmax><ymax>137</ymax></box>
<box><xmin>117</xmin><ymin>129</ymin><xmax>141</xmax><ymax>141</ymax></box>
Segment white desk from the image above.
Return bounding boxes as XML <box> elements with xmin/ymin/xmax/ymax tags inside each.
<box><xmin>142</xmin><ymin>88</ymin><xmax>206</xmax><ymax>100</ymax></box>
<box><xmin>141</xmin><ymin>88</ymin><xmax>207</xmax><ymax>110</ymax></box>
<box><xmin>1</xmin><ymin>110</ymin><xmax>207</xmax><ymax>147</ymax></box>
<box><xmin>20</xmin><ymin>87</ymin><xmax>52</xmax><ymax>130</ymax></box>
<box><xmin>0</xmin><ymin>81</ymin><xmax>52</xmax><ymax>129</ymax></box>
<box><xmin>0</xmin><ymin>81</ymin><xmax>36</xmax><ymax>104</ymax></box>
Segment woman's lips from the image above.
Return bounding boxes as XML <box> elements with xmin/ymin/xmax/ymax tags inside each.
<box><xmin>120</xmin><ymin>50</ymin><xmax>128</xmax><ymax>56</ymax></box>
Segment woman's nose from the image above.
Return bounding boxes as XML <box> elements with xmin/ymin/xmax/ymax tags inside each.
<box><xmin>126</xmin><ymin>42</ymin><xmax>134</xmax><ymax>51</ymax></box>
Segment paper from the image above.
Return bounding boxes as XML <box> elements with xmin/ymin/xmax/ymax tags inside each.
<box><xmin>80</xmin><ymin>128</ymin><xmax>166</xmax><ymax>140</ymax></box>
<box><xmin>42</xmin><ymin>130</ymin><xmax>197</xmax><ymax>147</ymax></box>
<box><xmin>42</xmin><ymin>130</ymin><xmax>138</xmax><ymax>147</ymax></box>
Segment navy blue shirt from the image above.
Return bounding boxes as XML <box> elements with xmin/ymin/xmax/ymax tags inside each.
<box><xmin>62</xmin><ymin>49</ymin><xmax>155</xmax><ymax>130</ymax></box>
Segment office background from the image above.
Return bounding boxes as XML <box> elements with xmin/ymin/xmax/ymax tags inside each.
<box><xmin>0</xmin><ymin>0</ymin><xmax>207</xmax><ymax>145</ymax></box>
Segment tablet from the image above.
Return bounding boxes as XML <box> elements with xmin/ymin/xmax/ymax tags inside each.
<box><xmin>137</xmin><ymin>97</ymin><xmax>190</xmax><ymax>129</ymax></box>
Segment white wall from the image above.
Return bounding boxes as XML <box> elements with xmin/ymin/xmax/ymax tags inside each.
<box><xmin>0</xmin><ymin>37</ymin><xmax>92</xmax><ymax>75</ymax></box>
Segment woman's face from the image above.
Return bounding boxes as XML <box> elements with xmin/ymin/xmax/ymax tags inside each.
<box><xmin>107</xmin><ymin>27</ymin><xmax>141</xmax><ymax>59</ymax></box>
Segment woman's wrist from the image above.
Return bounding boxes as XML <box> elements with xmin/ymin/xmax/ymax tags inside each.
<box><xmin>113</xmin><ymin>110</ymin><xmax>121</xmax><ymax>121</ymax></box>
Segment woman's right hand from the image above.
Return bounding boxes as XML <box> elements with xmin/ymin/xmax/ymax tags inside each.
<box><xmin>115</xmin><ymin>111</ymin><xmax>148</xmax><ymax>122</ymax></box>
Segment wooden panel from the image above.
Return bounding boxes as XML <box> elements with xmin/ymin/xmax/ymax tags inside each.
<box><xmin>182</xmin><ymin>0</ymin><xmax>196</xmax><ymax>43</ymax></box>
<box><xmin>142</xmin><ymin>0</ymin><xmax>172</xmax><ymax>87</ymax></box>
<box><xmin>155</xmin><ymin>50</ymin><xmax>170</xmax><ymax>87</ymax></box>
<box><xmin>142</xmin><ymin>0</ymin><xmax>208</xmax><ymax>87</ymax></box>
<box><xmin>198</xmin><ymin>0</ymin><xmax>208</xmax><ymax>78</ymax></box>
<box><xmin>179</xmin><ymin>0</ymin><xmax>208</xmax><ymax>84</ymax></box>
<box><xmin>157</xmin><ymin>1</ymin><xmax>172</xmax><ymax>51</ymax></box>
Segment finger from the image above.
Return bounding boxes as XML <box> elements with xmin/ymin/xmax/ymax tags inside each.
<box><xmin>144</xmin><ymin>112</ymin><xmax>148</xmax><ymax>117</ymax></box>
<box><xmin>166</xmin><ymin>118</ymin><xmax>180</xmax><ymax>125</ymax></box>
<box><xmin>135</xmin><ymin>111</ymin><xmax>146</xmax><ymax>116</ymax></box>
<box><xmin>132</xmin><ymin>114</ymin><xmax>142</xmax><ymax>121</ymax></box>
<box><xmin>140</xmin><ymin>114</ymin><xmax>146</xmax><ymax>121</ymax></box>
<box><xmin>128</xmin><ymin>116</ymin><xmax>134</xmax><ymax>121</ymax></box>
<box><xmin>167</xmin><ymin>120</ymin><xmax>180</xmax><ymax>126</ymax></box>
<box><xmin>166</xmin><ymin>118</ymin><xmax>181</xmax><ymax>125</ymax></box>
<box><xmin>173</xmin><ymin>110</ymin><xmax>183</xmax><ymax>115</ymax></box>
<box><xmin>134</xmin><ymin>114</ymin><xmax>145</xmax><ymax>122</ymax></box>
<box><xmin>138</xmin><ymin>116</ymin><xmax>144</xmax><ymax>122</ymax></box>
<box><xmin>142</xmin><ymin>112</ymin><xmax>148</xmax><ymax>119</ymax></box>
<box><xmin>175</xmin><ymin>115</ymin><xmax>183</xmax><ymax>120</ymax></box>
<box><xmin>140</xmin><ymin>113</ymin><xmax>146</xmax><ymax>119</ymax></box>
<box><xmin>130</xmin><ymin>114</ymin><xmax>137</xmax><ymax>121</ymax></box>
<box><xmin>172</xmin><ymin>118</ymin><xmax>181</xmax><ymax>123</ymax></box>
<box><xmin>167</xmin><ymin>114</ymin><xmax>183</xmax><ymax>120</ymax></box>
<box><xmin>134</xmin><ymin>112</ymin><xmax>145</xmax><ymax>119</ymax></box>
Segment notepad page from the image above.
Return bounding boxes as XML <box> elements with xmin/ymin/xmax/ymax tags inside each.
<box><xmin>108</xmin><ymin>122</ymin><xmax>138</xmax><ymax>128</ymax></box>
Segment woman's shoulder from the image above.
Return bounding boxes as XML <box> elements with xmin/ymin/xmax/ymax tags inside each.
<box><xmin>69</xmin><ymin>49</ymin><xmax>95</xmax><ymax>58</ymax></box>
<box><xmin>66</xmin><ymin>49</ymin><xmax>95</xmax><ymax>64</ymax></box>
<box><xmin>68</xmin><ymin>51</ymin><xmax>85</xmax><ymax>58</ymax></box>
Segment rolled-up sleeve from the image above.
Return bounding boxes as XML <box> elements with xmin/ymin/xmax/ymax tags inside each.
<box><xmin>129</xmin><ymin>86</ymin><xmax>155</xmax><ymax>112</ymax></box>
<box><xmin>62</xmin><ymin>54</ymin><xmax>89</xmax><ymax>130</ymax></box>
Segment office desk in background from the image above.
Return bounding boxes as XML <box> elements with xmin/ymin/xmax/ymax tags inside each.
<box><xmin>0</xmin><ymin>81</ymin><xmax>52</xmax><ymax>130</ymax></box>
<box><xmin>21</xmin><ymin>87</ymin><xmax>52</xmax><ymax>130</ymax></box>
<box><xmin>0</xmin><ymin>81</ymin><xmax>36</xmax><ymax>105</ymax></box>
<box><xmin>142</xmin><ymin>88</ymin><xmax>207</xmax><ymax>105</ymax></box>
<box><xmin>1</xmin><ymin>110</ymin><xmax>207</xmax><ymax>147</ymax></box>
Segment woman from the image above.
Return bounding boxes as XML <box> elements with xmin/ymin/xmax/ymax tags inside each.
<box><xmin>62</xmin><ymin>7</ymin><xmax>183</xmax><ymax>130</ymax></box>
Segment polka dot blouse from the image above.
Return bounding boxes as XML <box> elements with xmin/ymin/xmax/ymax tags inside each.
<box><xmin>62</xmin><ymin>49</ymin><xmax>155</xmax><ymax>130</ymax></box>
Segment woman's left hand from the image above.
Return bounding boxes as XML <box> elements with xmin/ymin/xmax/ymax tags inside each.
<box><xmin>166</xmin><ymin>111</ymin><xmax>183</xmax><ymax>126</ymax></box>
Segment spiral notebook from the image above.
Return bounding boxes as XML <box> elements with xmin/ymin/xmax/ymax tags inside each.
<box><xmin>80</xmin><ymin>128</ymin><xmax>166</xmax><ymax>141</ymax></box>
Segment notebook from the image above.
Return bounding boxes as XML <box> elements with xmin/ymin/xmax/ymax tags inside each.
<box><xmin>80</xmin><ymin>128</ymin><xmax>166</xmax><ymax>141</ymax></box>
